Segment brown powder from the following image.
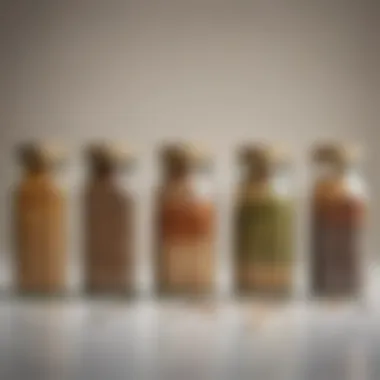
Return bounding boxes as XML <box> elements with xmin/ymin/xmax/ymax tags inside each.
<box><xmin>311</xmin><ymin>187</ymin><xmax>365</xmax><ymax>297</ymax></box>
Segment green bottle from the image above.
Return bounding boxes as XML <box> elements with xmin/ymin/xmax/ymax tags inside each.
<box><xmin>234</xmin><ymin>143</ymin><xmax>294</xmax><ymax>297</ymax></box>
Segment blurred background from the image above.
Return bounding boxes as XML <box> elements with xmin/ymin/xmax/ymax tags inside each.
<box><xmin>0</xmin><ymin>0</ymin><xmax>379</xmax><ymax>379</ymax></box>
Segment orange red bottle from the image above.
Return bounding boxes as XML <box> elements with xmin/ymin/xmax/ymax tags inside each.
<box><xmin>154</xmin><ymin>143</ymin><xmax>215</xmax><ymax>296</ymax></box>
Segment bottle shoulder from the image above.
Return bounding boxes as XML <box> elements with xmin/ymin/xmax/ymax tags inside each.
<box><xmin>313</xmin><ymin>175</ymin><xmax>368</xmax><ymax>202</ymax></box>
<box><xmin>14</xmin><ymin>177</ymin><xmax>64</xmax><ymax>203</ymax></box>
<box><xmin>235</xmin><ymin>179</ymin><xmax>293</xmax><ymax>203</ymax></box>
<box><xmin>157</xmin><ymin>177</ymin><xmax>214</xmax><ymax>203</ymax></box>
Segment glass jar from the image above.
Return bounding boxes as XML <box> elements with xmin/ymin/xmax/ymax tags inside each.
<box><xmin>155</xmin><ymin>143</ymin><xmax>215</xmax><ymax>296</ymax></box>
<box><xmin>13</xmin><ymin>142</ymin><xmax>67</xmax><ymax>295</ymax></box>
<box><xmin>310</xmin><ymin>143</ymin><xmax>367</xmax><ymax>297</ymax></box>
<box><xmin>83</xmin><ymin>142</ymin><xmax>135</xmax><ymax>295</ymax></box>
<box><xmin>234</xmin><ymin>143</ymin><xmax>294</xmax><ymax>297</ymax></box>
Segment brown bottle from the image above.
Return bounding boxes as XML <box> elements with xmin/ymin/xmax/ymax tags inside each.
<box><xmin>155</xmin><ymin>143</ymin><xmax>215</xmax><ymax>296</ymax></box>
<box><xmin>83</xmin><ymin>143</ymin><xmax>134</xmax><ymax>295</ymax></box>
<box><xmin>310</xmin><ymin>143</ymin><xmax>367</xmax><ymax>297</ymax></box>
<box><xmin>14</xmin><ymin>142</ymin><xmax>66</xmax><ymax>295</ymax></box>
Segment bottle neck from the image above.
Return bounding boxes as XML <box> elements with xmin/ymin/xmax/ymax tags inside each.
<box><xmin>24</xmin><ymin>166</ymin><xmax>51</xmax><ymax>179</ymax></box>
<box><xmin>244</xmin><ymin>165</ymin><xmax>272</xmax><ymax>184</ymax></box>
<box><xmin>318</xmin><ymin>163</ymin><xmax>356</xmax><ymax>181</ymax></box>
<box><xmin>91</xmin><ymin>166</ymin><xmax>117</xmax><ymax>182</ymax></box>
<box><xmin>164</xmin><ymin>167</ymin><xmax>191</xmax><ymax>183</ymax></box>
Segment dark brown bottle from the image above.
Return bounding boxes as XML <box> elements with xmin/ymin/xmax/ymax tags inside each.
<box><xmin>155</xmin><ymin>143</ymin><xmax>215</xmax><ymax>296</ymax></box>
<box><xmin>13</xmin><ymin>142</ymin><xmax>66</xmax><ymax>295</ymax></box>
<box><xmin>310</xmin><ymin>143</ymin><xmax>367</xmax><ymax>298</ymax></box>
<box><xmin>83</xmin><ymin>143</ymin><xmax>135</xmax><ymax>295</ymax></box>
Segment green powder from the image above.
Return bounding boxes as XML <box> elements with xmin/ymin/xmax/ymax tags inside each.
<box><xmin>235</xmin><ymin>196</ymin><xmax>293</xmax><ymax>265</ymax></box>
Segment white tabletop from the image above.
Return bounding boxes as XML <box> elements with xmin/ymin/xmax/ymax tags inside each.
<box><xmin>0</xmin><ymin>296</ymin><xmax>378</xmax><ymax>380</ymax></box>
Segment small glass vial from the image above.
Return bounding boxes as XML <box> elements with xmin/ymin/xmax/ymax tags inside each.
<box><xmin>155</xmin><ymin>143</ymin><xmax>215</xmax><ymax>296</ymax></box>
<box><xmin>83</xmin><ymin>142</ymin><xmax>135</xmax><ymax>295</ymax></box>
<box><xmin>234</xmin><ymin>143</ymin><xmax>294</xmax><ymax>297</ymax></box>
<box><xmin>13</xmin><ymin>142</ymin><xmax>67</xmax><ymax>296</ymax></box>
<box><xmin>310</xmin><ymin>143</ymin><xmax>367</xmax><ymax>298</ymax></box>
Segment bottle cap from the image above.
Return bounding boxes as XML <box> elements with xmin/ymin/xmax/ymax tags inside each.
<box><xmin>238</xmin><ymin>143</ymin><xmax>289</xmax><ymax>168</ymax></box>
<box><xmin>160</xmin><ymin>142</ymin><xmax>211</xmax><ymax>170</ymax></box>
<box><xmin>86</xmin><ymin>141</ymin><xmax>135</xmax><ymax>170</ymax></box>
<box><xmin>312</xmin><ymin>142</ymin><xmax>362</xmax><ymax>166</ymax></box>
<box><xmin>17</xmin><ymin>141</ymin><xmax>65</xmax><ymax>170</ymax></box>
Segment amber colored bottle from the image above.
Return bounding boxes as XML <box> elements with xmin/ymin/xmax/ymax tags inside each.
<box><xmin>234</xmin><ymin>144</ymin><xmax>294</xmax><ymax>297</ymax></box>
<box><xmin>155</xmin><ymin>143</ymin><xmax>215</xmax><ymax>296</ymax></box>
<box><xmin>83</xmin><ymin>143</ymin><xmax>134</xmax><ymax>295</ymax></box>
<box><xmin>310</xmin><ymin>143</ymin><xmax>367</xmax><ymax>297</ymax></box>
<box><xmin>13</xmin><ymin>143</ymin><xmax>66</xmax><ymax>295</ymax></box>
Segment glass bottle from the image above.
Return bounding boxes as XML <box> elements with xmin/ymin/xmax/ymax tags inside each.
<box><xmin>310</xmin><ymin>143</ymin><xmax>367</xmax><ymax>297</ymax></box>
<box><xmin>83</xmin><ymin>143</ymin><xmax>135</xmax><ymax>295</ymax></box>
<box><xmin>234</xmin><ymin>143</ymin><xmax>294</xmax><ymax>297</ymax></box>
<box><xmin>155</xmin><ymin>143</ymin><xmax>215</xmax><ymax>296</ymax></box>
<box><xmin>13</xmin><ymin>142</ymin><xmax>66</xmax><ymax>295</ymax></box>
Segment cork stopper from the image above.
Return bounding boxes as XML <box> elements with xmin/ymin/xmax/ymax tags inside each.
<box><xmin>86</xmin><ymin>142</ymin><xmax>135</xmax><ymax>171</ymax></box>
<box><xmin>238</xmin><ymin>143</ymin><xmax>289</xmax><ymax>169</ymax></box>
<box><xmin>160</xmin><ymin>142</ymin><xmax>211</xmax><ymax>171</ymax></box>
<box><xmin>312</xmin><ymin>142</ymin><xmax>362</xmax><ymax>166</ymax></box>
<box><xmin>17</xmin><ymin>141</ymin><xmax>65</xmax><ymax>171</ymax></box>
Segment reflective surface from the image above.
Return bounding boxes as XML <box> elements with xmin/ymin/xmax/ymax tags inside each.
<box><xmin>0</xmin><ymin>294</ymin><xmax>379</xmax><ymax>380</ymax></box>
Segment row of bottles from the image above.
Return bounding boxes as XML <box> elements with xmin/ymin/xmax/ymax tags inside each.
<box><xmin>12</xmin><ymin>141</ymin><xmax>367</xmax><ymax>298</ymax></box>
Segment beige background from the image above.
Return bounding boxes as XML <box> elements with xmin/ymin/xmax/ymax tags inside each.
<box><xmin>0</xmin><ymin>0</ymin><xmax>379</xmax><ymax>295</ymax></box>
